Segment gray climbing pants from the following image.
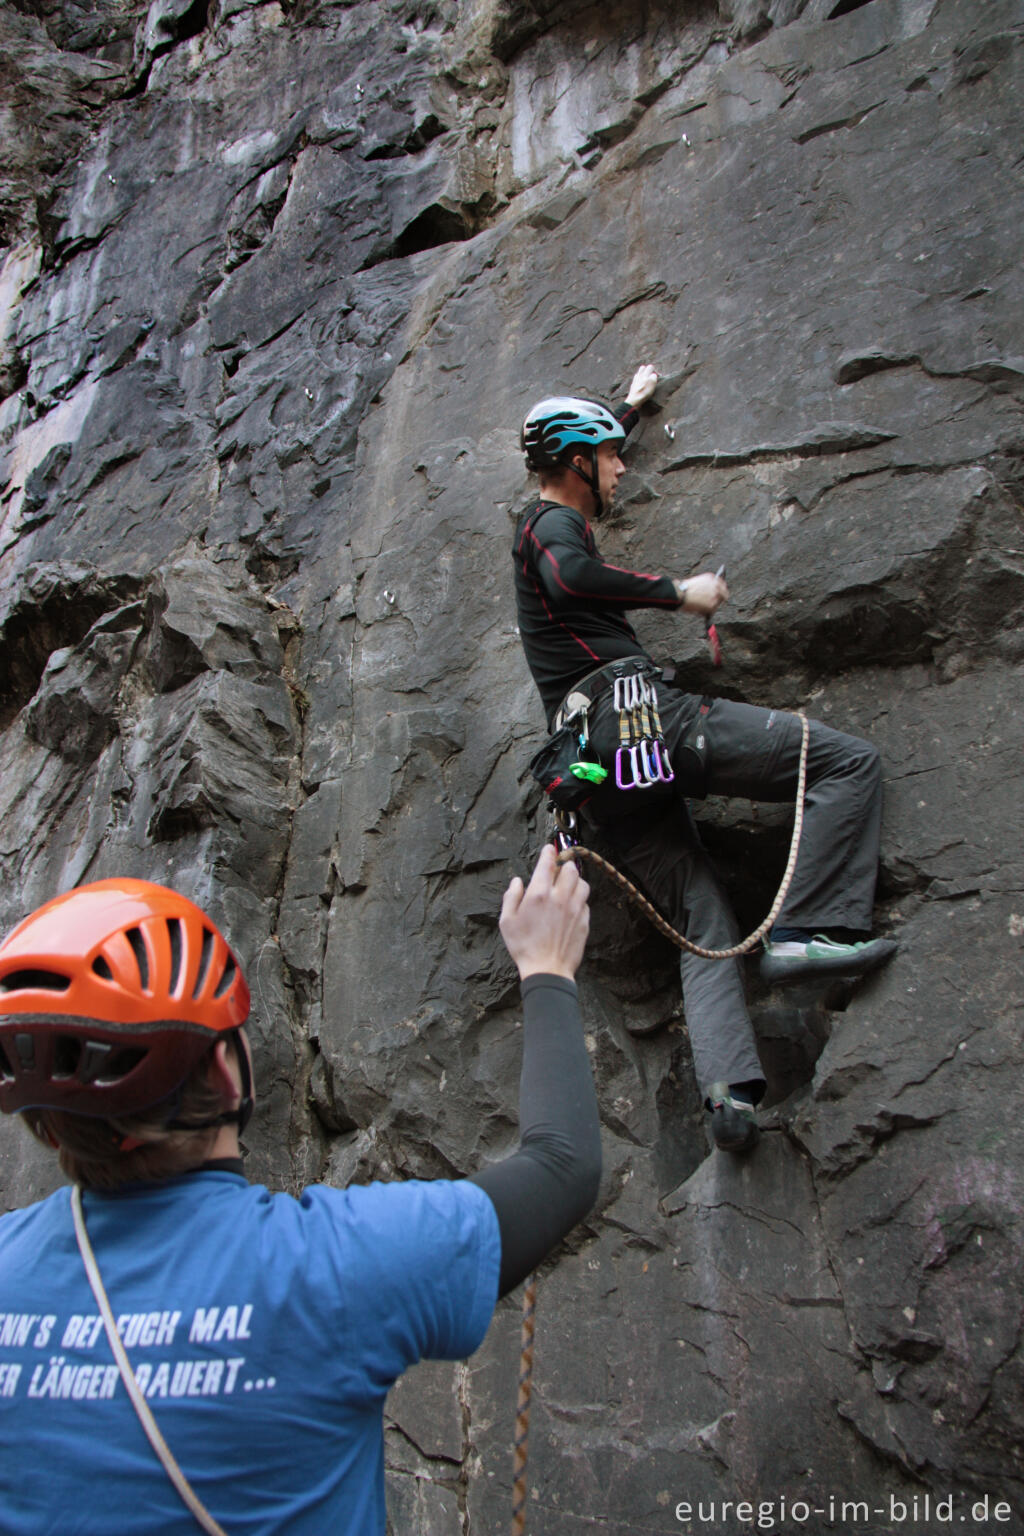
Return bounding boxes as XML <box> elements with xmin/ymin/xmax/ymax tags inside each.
<box><xmin>584</xmin><ymin>683</ymin><xmax>884</xmax><ymax>1102</ymax></box>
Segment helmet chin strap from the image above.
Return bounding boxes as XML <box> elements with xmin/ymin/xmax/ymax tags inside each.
<box><xmin>566</xmin><ymin>446</ymin><xmax>604</xmax><ymax>517</ymax></box>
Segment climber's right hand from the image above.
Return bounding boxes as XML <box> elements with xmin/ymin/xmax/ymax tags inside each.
<box><xmin>674</xmin><ymin>571</ymin><xmax>729</xmax><ymax>615</ymax></box>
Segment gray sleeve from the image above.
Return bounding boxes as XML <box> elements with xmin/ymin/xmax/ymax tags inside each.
<box><xmin>469</xmin><ymin>975</ymin><xmax>602</xmax><ymax>1297</ymax></box>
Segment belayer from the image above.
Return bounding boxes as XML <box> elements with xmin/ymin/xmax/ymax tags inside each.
<box><xmin>0</xmin><ymin>845</ymin><xmax>599</xmax><ymax>1534</ymax></box>
<box><xmin>513</xmin><ymin>364</ymin><xmax>897</xmax><ymax>1154</ymax></box>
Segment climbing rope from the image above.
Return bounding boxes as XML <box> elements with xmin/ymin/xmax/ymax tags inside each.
<box><xmin>555</xmin><ymin>711</ymin><xmax>811</xmax><ymax>960</ymax></box>
<box><xmin>510</xmin><ymin>1274</ymin><xmax>538</xmax><ymax>1536</ymax></box>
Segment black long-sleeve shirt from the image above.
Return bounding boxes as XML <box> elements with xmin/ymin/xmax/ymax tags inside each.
<box><xmin>512</xmin><ymin>408</ymin><xmax>680</xmax><ymax>725</ymax></box>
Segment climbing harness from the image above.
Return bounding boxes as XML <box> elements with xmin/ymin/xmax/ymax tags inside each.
<box><xmin>72</xmin><ymin>1186</ymin><xmax>231</xmax><ymax>1536</ymax></box>
<box><xmin>553</xmin><ymin>711</ymin><xmax>811</xmax><ymax>961</ymax></box>
<box><xmin>532</xmin><ymin>659</ymin><xmax>674</xmax><ymax>810</ymax></box>
<box><xmin>510</xmin><ymin>1274</ymin><xmax>538</xmax><ymax>1536</ymax></box>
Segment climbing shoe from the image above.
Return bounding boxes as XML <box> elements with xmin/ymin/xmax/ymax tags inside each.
<box><xmin>708</xmin><ymin>1084</ymin><xmax>760</xmax><ymax>1154</ymax></box>
<box><xmin>760</xmin><ymin>934</ymin><xmax>898</xmax><ymax>986</ymax></box>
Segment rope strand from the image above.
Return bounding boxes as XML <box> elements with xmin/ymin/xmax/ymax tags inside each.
<box><xmin>510</xmin><ymin>1274</ymin><xmax>538</xmax><ymax>1536</ymax></box>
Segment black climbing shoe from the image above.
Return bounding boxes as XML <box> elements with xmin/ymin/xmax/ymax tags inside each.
<box><xmin>760</xmin><ymin>935</ymin><xmax>898</xmax><ymax>986</ymax></box>
<box><xmin>708</xmin><ymin>1084</ymin><xmax>760</xmax><ymax>1154</ymax></box>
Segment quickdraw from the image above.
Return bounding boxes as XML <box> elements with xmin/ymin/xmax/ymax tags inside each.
<box><xmin>612</xmin><ymin>671</ymin><xmax>674</xmax><ymax>791</ymax></box>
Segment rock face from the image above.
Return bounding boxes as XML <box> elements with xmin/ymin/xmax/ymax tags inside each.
<box><xmin>2</xmin><ymin>0</ymin><xmax>1023</xmax><ymax>1529</ymax></box>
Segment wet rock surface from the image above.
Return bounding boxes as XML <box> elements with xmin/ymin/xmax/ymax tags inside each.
<box><xmin>1</xmin><ymin>0</ymin><xmax>1022</xmax><ymax>1529</ymax></box>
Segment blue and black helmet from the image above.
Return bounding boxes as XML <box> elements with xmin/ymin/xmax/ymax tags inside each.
<box><xmin>521</xmin><ymin>397</ymin><xmax>625</xmax><ymax>471</ymax></box>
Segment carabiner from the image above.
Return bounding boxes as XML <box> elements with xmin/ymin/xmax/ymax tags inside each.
<box><xmin>552</xmin><ymin>808</ymin><xmax>579</xmax><ymax>854</ymax></box>
<box><xmin>638</xmin><ymin>738</ymin><xmax>661</xmax><ymax>785</ymax></box>
<box><xmin>615</xmin><ymin>746</ymin><xmax>638</xmax><ymax>790</ymax></box>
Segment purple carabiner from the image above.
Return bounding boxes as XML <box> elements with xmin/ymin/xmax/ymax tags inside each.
<box><xmin>615</xmin><ymin>746</ymin><xmax>637</xmax><ymax>790</ymax></box>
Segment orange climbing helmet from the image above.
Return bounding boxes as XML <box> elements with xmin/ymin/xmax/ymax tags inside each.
<box><xmin>0</xmin><ymin>879</ymin><xmax>250</xmax><ymax>1119</ymax></box>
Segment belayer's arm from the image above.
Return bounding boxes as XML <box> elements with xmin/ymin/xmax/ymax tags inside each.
<box><xmin>469</xmin><ymin>974</ymin><xmax>601</xmax><ymax>1297</ymax></box>
<box><xmin>468</xmin><ymin>845</ymin><xmax>601</xmax><ymax>1297</ymax></box>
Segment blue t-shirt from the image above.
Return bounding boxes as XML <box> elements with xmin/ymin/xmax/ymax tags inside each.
<box><xmin>0</xmin><ymin>1170</ymin><xmax>500</xmax><ymax>1534</ymax></box>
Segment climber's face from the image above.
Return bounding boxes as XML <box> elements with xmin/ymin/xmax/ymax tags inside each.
<box><xmin>590</xmin><ymin>440</ymin><xmax>626</xmax><ymax>512</ymax></box>
<box><xmin>602</xmin><ymin>442</ymin><xmax>627</xmax><ymax>511</ymax></box>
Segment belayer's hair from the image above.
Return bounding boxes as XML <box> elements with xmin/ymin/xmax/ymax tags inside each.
<box><xmin>23</xmin><ymin>1052</ymin><xmax>226</xmax><ymax>1190</ymax></box>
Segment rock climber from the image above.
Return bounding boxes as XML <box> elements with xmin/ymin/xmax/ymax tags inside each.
<box><xmin>0</xmin><ymin>844</ymin><xmax>599</xmax><ymax>1534</ymax></box>
<box><xmin>512</xmin><ymin>365</ymin><xmax>897</xmax><ymax>1154</ymax></box>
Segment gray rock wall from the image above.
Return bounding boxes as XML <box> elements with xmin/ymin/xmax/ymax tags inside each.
<box><xmin>2</xmin><ymin>0</ymin><xmax>1023</xmax><ymax>1529</ymax></box>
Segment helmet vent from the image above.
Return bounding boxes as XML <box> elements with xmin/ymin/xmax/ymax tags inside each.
<box><xmin>53</xmin><ymin>1034</ymin><xmax>82</xmax><ymax>1080</ymax></box>
<box><xmin>166</xmin><ymin>918</ymin><xmax>183</xmax><ymax>994</ymax></box>
<box><xmin>192</xmin><ymin>927</ymin><xmax>215</xmax><ymax>999</ymax></box>
<box><xmin>0</xmin><ymin>1039</ymin><xmax>13</xmax><ymax>1080</ymax></box>
<box><xmin>0</xmin><ymin>968</ymin><xmax>71</xmax><ymax>994</ymax></box>
<box><xmin>77</xmin><ymin>1041</ymin><xmax>114</xmax><ymax>1084</ymax></box>
<box><xmin>213</xmin><ymin>954</ymin><xmax>237</xmax><ymax>1000</ymax></box>
<box><xmin>125</xmin><ymin>926</ymin><xmax>150</xmax><ymax>990</ymax></box>
<box><xmin>52</xmin><ymin>1036</ymin><xmax>147</xmax><ymax>1085</ymax></box>
<box><xmin>87</xmin><ymin>1042</ymin><xmax>146</xmax><ymax>1086</ymax></box>
<box><xmin>92</xmin><ymin>956</ymin><xmax>114</xmax><ymax>981</ymax></box>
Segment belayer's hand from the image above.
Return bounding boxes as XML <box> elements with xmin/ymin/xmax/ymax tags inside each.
<box><xmin>500</xmin><ymin>843</ymin><xmax>591</xmax><ymax>981</ymax></box>
<box><xmin>625</xmin><ymin>364</ymin><xmax>659</xmax><ymax>408</ymax></box>
<box><xmin>674</xmin><ymin>570</ymin><xmax>729</xmax><ymax>615</ymax></box>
